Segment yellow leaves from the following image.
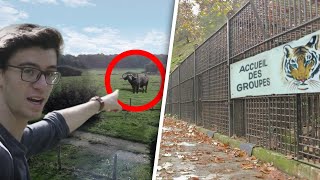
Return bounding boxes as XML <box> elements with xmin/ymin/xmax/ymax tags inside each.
<box><xmin>231</xmin><ymin>148</ymin><xmax>247</xmax><ymax>158</ymax></box>
<box><xmin>213</xmin><ymin>156</ymin><xmax>225</xmax><ymax>163</ymax></box>
<box><xmin>241</xmin><ymin>162</ymin><xmax>254</xmax><ymax>170</ymax></box>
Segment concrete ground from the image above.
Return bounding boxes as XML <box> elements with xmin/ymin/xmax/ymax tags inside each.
<box><xmin>156</xmin><ymin>118</ymin><xmax>299</xmax><ymax>180</ymax></box>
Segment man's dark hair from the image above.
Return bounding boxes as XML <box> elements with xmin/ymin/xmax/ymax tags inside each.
<box><xmin>0</xmin><ymin>23</ymin><xmax>64</xmax><ymax>69</ymax></box>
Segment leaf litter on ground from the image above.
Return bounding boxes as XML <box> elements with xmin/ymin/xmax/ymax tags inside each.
<box><xmin>157</xmin><ymin>117</ymin><xmax>298</xmax><ymax>180</ymax></box>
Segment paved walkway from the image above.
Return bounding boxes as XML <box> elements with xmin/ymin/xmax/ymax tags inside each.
<box><xmin>156</xmin><ymin>118</ymin><xmax>298</xmax><ymax>180</ymax></box>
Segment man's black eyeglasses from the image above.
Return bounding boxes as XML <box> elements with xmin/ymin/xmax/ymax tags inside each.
<box><xmin>7</xmin><ymin>65</ymin><xmax>61</xmax><ymax>85</ymax></box>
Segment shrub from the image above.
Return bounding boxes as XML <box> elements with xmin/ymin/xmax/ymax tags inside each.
<box><xmin>44</xmin><ymin>76</ymin><xmax>100</xmax><ymax>121</ymax></box>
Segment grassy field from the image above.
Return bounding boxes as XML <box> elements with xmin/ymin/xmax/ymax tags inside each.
<box><xmin>85</xmin><ymin>68</ymin><xmax>162</xmax><ymax>109</ymax></box>
<box><xmin>29</xmin><ymin>144</ymin><xmax>151</xmax><ymax>179</ymax></box>
<box><xmin>29</xmin><ymin>68</ymin><xmax>163</xmax><ymax>179</ymax></box>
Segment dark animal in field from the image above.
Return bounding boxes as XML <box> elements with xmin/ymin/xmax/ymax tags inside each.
<box><xmin>122</xmin><ymin>73</ymin><xmax>149</xmax><ymax>93</ymax></box>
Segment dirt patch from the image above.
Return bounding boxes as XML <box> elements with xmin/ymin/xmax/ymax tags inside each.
<box><xmin>61</xmin><ymin>130</ymin><xmax>149</xmax><ymax>164</ymax></box>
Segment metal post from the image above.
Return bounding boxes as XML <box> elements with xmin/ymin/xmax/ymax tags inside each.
<box><xmin>296</xmin><ymin>94</ymin><xmax>302</xmax><ymax>160</ymax></box>
<box><xmin>193</xmin><ymin>44</ymin><xmax>198</xmax><ymax>125</ymax></box>
<box><xmin>227</xmin><ymin>16</ymin><xmax>232</xmax><ymax>137</ymax></box>
<box><xmin>178</xmin><ymin>66</ymin><xmax>181</xmax><ymax>119</ymax></box>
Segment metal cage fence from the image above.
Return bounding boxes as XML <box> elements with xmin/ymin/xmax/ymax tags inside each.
<box><xmin>166</xmin><ymin>0</ymin><xmax>320</xmax><ymax>165</ymax></box>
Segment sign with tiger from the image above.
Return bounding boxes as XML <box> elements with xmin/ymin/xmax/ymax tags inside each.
<box><xmin>230</xmin><ymin>31</ymin><xmax>320</xmax><ymax>98</ymax></box>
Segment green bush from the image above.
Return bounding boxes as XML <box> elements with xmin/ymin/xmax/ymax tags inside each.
<box><xmin>44</xmin><ymin>76</ymin><xmax>101</xmax><ymax>121</ymax></box>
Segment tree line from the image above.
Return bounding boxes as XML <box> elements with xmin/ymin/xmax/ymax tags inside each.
<box><xmin>58</xmin><ymin>54</ymin><xmax>167</xmax><ymax>71</ymax></box>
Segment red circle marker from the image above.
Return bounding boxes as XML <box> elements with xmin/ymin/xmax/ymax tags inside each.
<box><xmin>105</xmin><ymin>49</ymin><xmax>166</xmax><ymax>112</ymax></box>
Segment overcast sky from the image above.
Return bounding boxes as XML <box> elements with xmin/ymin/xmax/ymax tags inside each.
<box><xmin>0</xmin><ymin>0</ymin><xmax>174</xmax><ymax>55</ymax></box>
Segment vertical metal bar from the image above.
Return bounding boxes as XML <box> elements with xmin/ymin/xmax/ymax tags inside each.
<box><xmin>289</xmin><ymin>0</ymin><xmax>292</xmax><ymax>28</ymax></box>
<box><xmin>315</xmin><ymin>95</ymin><xmax>320</xmax><ymax>162</ymax></box>
<box><xmin>296</xmin><ymin>94</ymin><xmax>302</xmax><ymax>160</ymax></box>
<box><xmin>178</xmin><ymin>66</ymin><xmax>181</xmax><ymax>119</ymax></box>
<box><xmin>194</xmin><ymin>49</ymin><xmax>197</xmax><ymax>125</ymax></box>
<box><xmin>268</xmin><ymin>97</ymin><xmax>271</xmax><ymax>150</ymax></box>
<box><xmin>264</xmin><ymin>0</ymin><xmax>270</xmax><ymax>38</ymax></box>
<box><xmin>227</xmin><ymin>18</ymin><xmax>232</xmax><ymax>137</ymax></box>
<box><xmin>303</xmin><ymin>0</ymin><xmax>306</xmax><ymax>22</ymax></box>
<box><xmin>277</xmin><ymin>0</ymin><xmax>281</xmax><ymax>34</ymax></box>
<box><xmin>245</xmin><ymin>99</ymin><xmax>248</xmax><ymax>140</ymax></box>
<box><xmin>311</xmin><ymin>95</ymin><xmax>315</xmax><ymax>163</ymax></box>
<box><xmin>271</xmin><ymin>0</ymin><xmax>276</xmax><ymax>36</ymax></box>
<box><xmin>309</xmin><ymin>0</ymin><xmax>312</xmax><ymax>20</ymax></box>
<box><xmin>298</xmin><ymin>0</ymin><xmax>301</xmax><ymax>24</ymax></box>
<box><xmin>316</xmin><ymin>0</ymin><xmax>318</xmax><ymax>17</ymax></box>
<box><xmin>294</xmin><ymin>0</ymin><xmax>297</xmax><ymax>26</ymax></box>
<box><xmin>283</xmin><ymin>0</ymin><xmax>287</xmax><ymax>31</ymax></box>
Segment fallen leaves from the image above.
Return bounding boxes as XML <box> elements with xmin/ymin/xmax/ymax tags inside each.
<box><xmin>212</xmin><ymin>157</ymin><xmax>225</xmax><ymax>163</ymax></box>
<box><xmin>157</xmin><ymin>118</ymin><xmax>294</xmax><ymax>180</ymax></box>
<box><xmin>259</xmin><ymin>162</ymin><xmax>276</xmax><ymax>174</ymax></box>
<box><xmin>231</xmin><ymin>148</ymin><xmax>247</xmax><ymax>157</ymax></box>
<box><xmin>241</xmin><ymin>162</ymin><xmax>255</xmax><ymax>169</ymax></box>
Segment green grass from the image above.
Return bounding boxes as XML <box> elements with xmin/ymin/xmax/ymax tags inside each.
<box><xmin>29</xmin><ymin>68</ymin><xmax>161</xmax><ymax>179</ymax></box>
<box><xmin>29</xmin><ymin>144</ymin><xmax>152</xmax><ymax>179</ymax></box>
<box><xmin>81</xmin><ymin>110</ymin><xmax>160</xmax><ymax>144</ymax></box>
<box><xmin>81</xmin><ymin>68</ymin><xmax>162</xmax><ymax>109</ymax></box>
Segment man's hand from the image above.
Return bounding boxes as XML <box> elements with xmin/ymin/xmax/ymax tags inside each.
<box><xmin>101</xmin><ymin>90</ymin><xmax>122</xmax><ymax>112</ymax></box>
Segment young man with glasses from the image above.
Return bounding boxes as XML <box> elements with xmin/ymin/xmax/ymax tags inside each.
<box><xmin>0</xmin><ymin>24</ymin><xmax>122</xmax><ymax>179</ymax></box>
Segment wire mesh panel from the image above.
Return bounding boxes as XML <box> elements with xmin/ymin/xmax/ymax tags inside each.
<box><xmin>202</xmin><ymin>101</ymin><xmax>229</xmax><ymax>135</ymax></box>
<box><xmin>180</xmin><ymin>79</ymin><xmax>194</xmax><ymax>103</ymax></box>
<box><xmin>172</xmin><ymin>103</ymin><xmax>180</xmax><ymax>117</ymax></box>
<box><xmin>269</xmin><ymin>96</ymin><xmax>297</xmax><ymax>155</ymax></box>
<box><xmin>207</xmin><ymin>25</ymin><xmax>228</xmax><ymax>67</ymax></box>
<box><xmin>232</xmin><ymin>2</ymin><xmax>320</xmax><ymax>164</ymax></box>
<box><xmin>165</xmin><ymin>89</ymin><xmax>172</xmax><ymax>114</ymax></box>
<box><xmin>208</xmin><ymin>63</ymin><xmax>228</xmax><ymax>101</ymax></box>
<box><xmin>265</xmin><ymin>0</ymin><xmax>320</xmax><ymax>37</ymax></box>
<box><xmin>171</xmin><ymin>86</ymin><xmax>180</xmax><ymax>116</ymax></box>
<box><xmin>180</xmin><ymin>53</ymin><xmax>194</xmax><ymax>82</ymax></box>
<box><xmin>245</xmin><ymin>97</ymin><xmax>269</xmax><ymax>148</ymax></box>
<box><xmin>181</xmin><ymin>102</ymin><xmax>194</xmax><ymax>123</ymax></box>
<box><xmin>171</xmin><ymin>68</ymin><xmax>179</xmax><ymax>87</ymax></box>
<box><xmin>166</xmin><ymin>0</ymin><xmax>320</xmax><ymax>166</ymax></box>
<box><xmin>229</xmin><ymin>2</ymin><xmax>265</xmax><ymax>58</ymax></box>
<box><xmin>195</xmin><ymin>41</ymin><xmax>210</xmax><ymax>74</ymax></box>
<box><xmin>233</xmin><ymin>99</ymin><xmax>245</xmax><ymax>136</ymax></box>
<box><xmin>200</xmin><ymin>71</ymin><xmax>210</xmax><ymax>100</ymax></box>
<box><xmin>165</xmin><ymin>104</ymin><xmax>171</xmax><ymax>114</ymax></box>
<box><xmin>300</xmin><ymin>94</ymin><xmax>320</xmax><ymax>163</ymax></box>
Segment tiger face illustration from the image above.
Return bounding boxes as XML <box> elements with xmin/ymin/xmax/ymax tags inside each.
<box><xmin>282</xmin><ymin>35</ymin><xmax>320</xmax><ymax>90</ymax></box>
